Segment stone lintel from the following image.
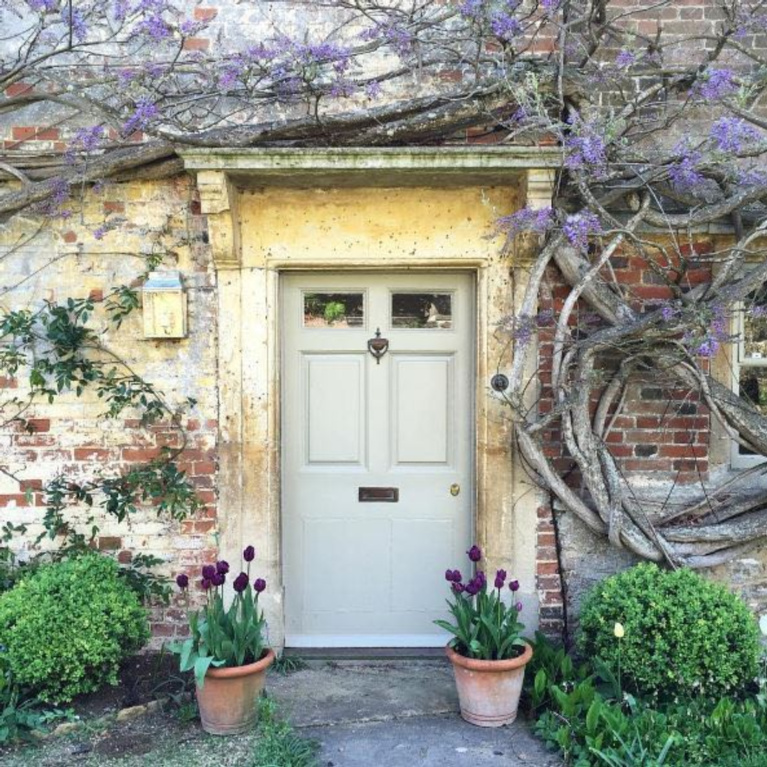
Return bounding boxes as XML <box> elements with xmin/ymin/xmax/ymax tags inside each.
<box><xmin>181</xmin><ymin>147</ymin><xmax>560</xmax><ymax>189</ymax></box>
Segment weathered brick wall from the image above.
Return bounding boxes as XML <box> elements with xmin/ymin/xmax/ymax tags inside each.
<box><xmin>0</xmin><ymin>175</ymin><xmax>219</xmax><ymax>644</ymax></box>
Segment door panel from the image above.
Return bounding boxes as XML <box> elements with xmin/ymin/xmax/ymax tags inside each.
<box><xmin>282</xmin><ymin>272</ymin><xmax>473</xmax><ymax>647</ymax></box>
<box><xmin>392</xmin><ymin>355</ymin><xmax>452</xmax><ymax>465</ymax></box>
<box><xmin>305</xmin><ymin>355</ymin><xmax>366</xmax><ymax>465</ymax></box>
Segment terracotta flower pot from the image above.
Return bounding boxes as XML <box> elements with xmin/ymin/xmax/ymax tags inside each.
<box><xmin>196</xmin><ymin>648</ymin><xmax>275</xmax><ymax>735</ymax></box>
<box><xmin>446</xmin><ymin>643</ymin><xmax>533</xmax><ymax>727</ymax></box>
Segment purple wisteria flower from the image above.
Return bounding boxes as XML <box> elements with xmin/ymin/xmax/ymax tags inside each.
<box><xmin>134</xmin><ymin>11</ymin><xmax>171</xmax><ymax>41</ymax></box>
<box><xmin>661</xmin><ymin>305</ymin><xmax>678</xmax><ymax>322</ymax></box>
<box><xmin>28</xmin><ymin>0</ymin><xmax>57</xmax><ymax>10</ymax></box>
<box><xmin>122</xmin><ymin>97</ymin><xmax>159</xmax><ymax>135</ymax></box>
<box><xmin>253</xmin><ymin>578</ymin><xmax>266</xmax><ymax>593</ymax></box>
<box><xmin>61</xmin><ymin>6</ymin><xmax>87</xmax><ymax>42</ymax></box>
<box><xmin>459</xmin><ymin>0</ymin><xmax>484</xmax><ymax>18</ymax></box>
<box><xmin>669</xmin><ymin>154</ymin><xmax>706</xmax><ymax>194</ymax></box>
<box><xmin>695</xmin><ymin>68</ymin><xmax>737</xmax><ymax>102</ymax></box>
<box><xmin>710</xmin><ymin>117</ymin><xmax>760</xmax><ymax>153</ymax></box>
<box><xmin>565</xmin><ymin>118</ymin><xmax>608</xmax><ymax>177</ymax></box>
<box><xmin>563</xmin><ymin>211</ymin><xmax>602</xmax><ymax>250</ymax></box>
<box><xmin>467</xmin><ymin>545</ymin><xmax>482</xmax><ymax>562</ymax></box>
<box><xmin>495</xmin><ymin>206</ymin><xmax>554</xmax><ymax>237</ymax></box>
<box><xmin>491</xmin><ymin>12</ymin><xmax>522</xmax><ymax>41</ymax></box>
<box><xmin>696</xmin><ymin>337</ymin><xmax>720</xmax><ymax>357</ymax></box>
<box><xmin>615</xmin><ymin>50</ymin><xmax>636</xmax><ymax>69</ymax></box>
<box><xmin>33</xmin><ymin>177</ymin><xmax>71</xmax><ymax>218</ymax></box>
<box><xmin>366</xmin><ymin>81</ymin><xmax>383</xmax><ymax>99</ymax></box>
<box><xmin>361</xmin><ymin>21</ymin><xmax>414</xmax><ymax>56</ymax></box>
<box><xmin>243</xmin><ymin>545</ymin><xmax>255</xmax><ymax>562</ymax></box>
<box><xmin>494</xmin><ymin>569</ymin><xmax>507</xmax><ymax>589</ymax></box>
<box><xmin>233</xmin><ymin>572</ymin><xmax>249</xmax><ymax>593</ymax></box>
<box><xmin>176</xmin><ymin>573</ymin><xmax>189</xmax><ymax>589</ymax></box>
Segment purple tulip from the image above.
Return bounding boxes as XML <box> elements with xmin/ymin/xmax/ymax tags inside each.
<box><xmin>452</xmin><ymin>569</ymin><xmax>462</xmax><ymax>583</ymax></box>
<box><xmin>465</xmin><ymin>579</ymin><xmax>480</xmax><ymax>596</ymax></box>
<box><xmin>233</xmin><ymin>572</ymin><xmax>249</xmax><ymax>593</ymax></box>
<box><xmin>515</xmin><ymin>601</ymin><xmax>523</xmax><ymax>612</ymax></box>
<box><xmin>176</xmin><ymin>573</ymin><xmax>189</xmax><ymax>589</ymax></box>
<box><xmin>216</xmin><ymin>560</ymin><xmax>230</xmax><ymax>575</ymax></box>
<box><xmin>211</xmin><ymin>572</ymin><xmax>226</xmax><ymax>587</ymax></box>
<box><xmin>243</xmin><ymin>545</ymin><xmax>255</xmax><ymax>562</ymax></box>
<box><xmin>201</xmin><ymin>564</ymin><xmax>216</xmax><ymax>580</ymax></box>
<box><xmin>494</xmin><ymin>569</ymin><xmax>507</xmax><ymax>589</ymax></box>
<box><xmin>476</xmin><ymin>570</ymin><xmax>486</xmax><ymax>589</ymax></box>
<box><xmin>200</xmin><ymin>578</ymin><xmax>212</xmax><ymax>590</ymax></box>
<box><xmin>452</xmin><ymin>582</ymin><xmax>465</xmax><ymax>594</ymax></box>
<box><xmin>467</xmin><ymin>545</ymin><xmax>482</xmax><ymax>562</ymax></box>
<box><xmin>509</xmin><ymin>579</ymin><xmax>520</xmax><ymax>592</ymax></box>
<box><xmin>445</xmin><ymin>569</ymin><xmax>455</xmax><ymax>582</ymax></box>
<box><xmin>254</xmin><ymin>578</ymin><xmax>266</xmax><ymax>593</ymax></box>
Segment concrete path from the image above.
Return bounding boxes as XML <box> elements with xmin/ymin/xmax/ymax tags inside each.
<box><xmin>268</xmin><ymin>660</ymin><xmax>562</xmax><ymax>767</ymax></box>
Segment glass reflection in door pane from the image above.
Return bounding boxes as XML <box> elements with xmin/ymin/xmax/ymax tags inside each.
<box><xmin>391</xmin><ymin>293</ymin><xmax>452</xmax><ymax>329</ymax></box>
<box><xmin>303</xmin><ymin>293</ymin><xmax>364</xmax><ymax>328</ymax></box>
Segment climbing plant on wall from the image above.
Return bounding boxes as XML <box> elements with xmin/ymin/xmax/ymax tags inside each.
<box><xmin>2</xmin><ymin>0</ymin><xmax>767</xmax><ymax>568</ymax></box>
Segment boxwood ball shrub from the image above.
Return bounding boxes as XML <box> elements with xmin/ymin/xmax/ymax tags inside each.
<box><xmin>577</xmin><ymin>563</ymin><xmax>760</xmax><ymax>700</ymax></box>
<box><xmin>0</xmin><ymin>553</ymin><xmax>149</xmax><ymax>703</ymax></box>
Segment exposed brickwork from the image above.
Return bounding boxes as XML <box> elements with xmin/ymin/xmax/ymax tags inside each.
<box><xmin>537</xmin><ymin>243</ymin><xmax>714</xmax><ymax>486</ymax></box>
<box><xmin>536</xmin><ymin>506</ymin><xmax>565</xmax><ymax>641</ymax></box>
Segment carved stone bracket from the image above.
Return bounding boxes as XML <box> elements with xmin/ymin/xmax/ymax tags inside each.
<box><xmin>526</xmin><ymin>168</ymin><xmax>556</xmax><ymax>210</ymax></box>
<box><xmin>196</xmin><ymin>170</ymin><xmax>241</xmax><ymax>269</ymax></box>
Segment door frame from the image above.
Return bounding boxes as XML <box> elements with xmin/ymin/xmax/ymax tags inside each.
<box><xmin>279</xmin><ymin>270</ymin><xmax>477</xmax><ymax>647</ymax></box>
<box><xmin>182</xmin><ymin>149</ymin><xmax>557</xmax><ymax>648</ymax></box>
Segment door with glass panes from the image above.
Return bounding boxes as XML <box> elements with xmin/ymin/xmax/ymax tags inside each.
<box><xmin>282</xmin><ymin>273</ymin><xmax>473</xmax><ymax>647</ymax></box>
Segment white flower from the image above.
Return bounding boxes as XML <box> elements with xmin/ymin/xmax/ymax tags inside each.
<box><xmin>759</xmin><ymin>615</ymin><xmax>767</xmax><ymax>637</ymax></box>
<box><xmin>613</xmin><ymin>622</ymin><xmax>625</xmax><ymax>639</ymax></box>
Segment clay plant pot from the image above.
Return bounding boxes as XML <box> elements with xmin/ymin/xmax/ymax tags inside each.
<box><xmin>196</xmin><ymin>648</ymin><xmax>276</xmax><ymax>735</ymax></box>
<box><xmin>446</xmin><ymin>643</ymin><xmax>533</xmax><ymax>727</ymax></box>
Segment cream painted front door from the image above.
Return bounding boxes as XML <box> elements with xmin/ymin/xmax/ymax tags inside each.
<box><xmin>282</xmin><ymin>273</ymin><xmax>473</xmax><ymax>647</ymax></box>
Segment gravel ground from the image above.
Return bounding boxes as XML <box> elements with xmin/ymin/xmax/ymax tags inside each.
<box><xmin>0</xmin><ymin>660</ymin><xmax>562</xmax><ymax>767</ymax></box>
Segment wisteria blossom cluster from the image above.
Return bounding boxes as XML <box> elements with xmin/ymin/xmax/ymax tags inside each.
<box><xmin>435</xmin><ymin>545</ymin><xmax>526</xmax><ymax>661</ymax></box>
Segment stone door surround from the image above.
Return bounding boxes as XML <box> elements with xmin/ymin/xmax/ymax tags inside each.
<box><xmin>181</xmin><ymin>147</ymin><xmax>557</xmax><ymax>647</ymax></box>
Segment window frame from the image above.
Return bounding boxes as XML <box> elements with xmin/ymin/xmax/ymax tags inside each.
<box><xmin>731</xmin><ymin>302</ymin><xmax>767</xmax><ymax>468</ymax></box>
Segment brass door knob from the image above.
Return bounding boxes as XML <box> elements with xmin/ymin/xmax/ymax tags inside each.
<box><xmin>450</xmin><ymin>483</ymin><xmax>460</xmax><ymax>497</ymax></box>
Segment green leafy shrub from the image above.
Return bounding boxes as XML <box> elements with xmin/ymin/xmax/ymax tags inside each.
<box><xmin>0</xmin><ymin>553</ymin><xmax>149</xmax><ymax>703</ymax></box>
<box><xmin>531</xmin><ymin>634</ymin><xmax>767</xmax><ymax>767</ymax></box>
<box><xmin>577</xmin><ymin>563</ymin><xmax>760</xmax><ymax>699</ymax></box>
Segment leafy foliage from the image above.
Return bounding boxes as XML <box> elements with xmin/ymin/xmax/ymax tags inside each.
<box><xmin>0</xmin><ymin>652</ymin><xmax>74</xmax><ymax>743</ymax></box>
<box><xmin>530</xmin><ymin>633</ymin><xmax>767</xmax><ymax>767</ymax></box>
<box><xmin>0</xmin><ymin>554</ymin><xmax>149</xmax><ymax>703</ymax></box>
<box><xmin>577</xmin><ymin>563</ymin><xmax>760</xmax><ymax>700</ymax></box>
<box><xmin>252</xmin><ymin>697</ymin><xmax>319</xmax><ymax>767</ymax></box>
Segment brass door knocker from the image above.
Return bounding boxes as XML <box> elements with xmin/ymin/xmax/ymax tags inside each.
<box><xmin>367</xmin><ymin>328</ymin><xmax>389</xmax><ymax>364</ymax></box>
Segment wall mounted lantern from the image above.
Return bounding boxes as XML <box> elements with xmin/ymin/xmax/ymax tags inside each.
<box><xmin>142</xmin><ymin>270</ymin><xmax>187</xmax><ymax>339</ymax></box>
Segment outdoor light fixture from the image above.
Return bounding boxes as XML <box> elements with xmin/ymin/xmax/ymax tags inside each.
<box><xmin>142</xmin><ymin>270</ymin><xmax>187</xmax><ymax>339</ymax></box>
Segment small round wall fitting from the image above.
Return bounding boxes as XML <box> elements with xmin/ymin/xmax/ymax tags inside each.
<box><xmin>490</xmin><ymin>373</ymin><xmax>509</xmax><ymax>392</ymax></box>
